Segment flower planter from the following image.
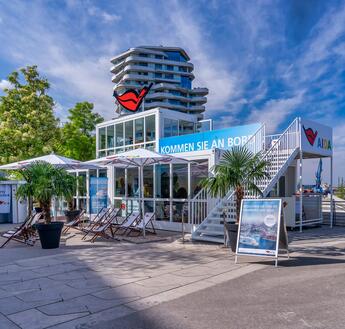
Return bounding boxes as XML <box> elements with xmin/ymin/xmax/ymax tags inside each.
<box><xmin>35</xmin><ymin>222</ymin><xmax>64</xmax><ymax>249</ymax></box>
<box><xmin>227</xmin><ymin>222</ymin><xmax>239</xmax><ymax>252</ymax></box>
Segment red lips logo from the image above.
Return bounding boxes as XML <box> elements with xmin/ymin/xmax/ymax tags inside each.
<box><xmin>113</xmin><ymin>83</ymin><xmax>153</xmax><ymax>112</ymax></box>
<box><xmin>303</xmin><ymin>126</ymin><xmax>318</xmax><ymax>146</ymax></box>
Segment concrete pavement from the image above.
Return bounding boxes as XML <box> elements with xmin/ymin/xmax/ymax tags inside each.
<box><xmin>0</xmin><ymin>226</ymin><xmax>344</xmax><ymax>329</ymax></box>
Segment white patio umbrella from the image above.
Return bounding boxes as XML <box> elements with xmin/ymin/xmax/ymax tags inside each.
<box><xmin>0</xmin><ymin>153</ymin><xmax>99</xmax><ymax>220</ymax></box>
<box><xmin>0</xmin><ymin>153</ymin><xmax>99</xmax><ymax>170</ymax></box>
<box><xmin>88</xmin><ymin>148</ymin><xmax>190</xmax><ymax>237</ymax></box>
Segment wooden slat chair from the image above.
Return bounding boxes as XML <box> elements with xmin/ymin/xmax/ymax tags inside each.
<box><xmin>0</xmin><ymin>212</ymin><xmax>42</xmax><ymax>248</ymax></box>
<box><xmin>81</xmin><ymin>207</ymin><xmax>119</xmax><ymax>240</ymax></box>
<box><xmin>127</xmin><ymin>212</ymin><xmax>156</xmax><ymax>236</ymax></box>
<box><xmin>73</xmin><ymin>207</ymin><xmax>110</xmax><ymax>234</ymax></box>
<box><xmin>62</xmin><ymin>209</ymin><xmax>86</xmax><ymax>234</ymax></box>
<box><xmin>86</xmin><ymin>208</ymin><xmax>122</xmax><ymax>243</ymax></box>
<box><xmin>113</xmin><ymin>211</ymin><xmax>141</xmax><ymax>236</ymax></box>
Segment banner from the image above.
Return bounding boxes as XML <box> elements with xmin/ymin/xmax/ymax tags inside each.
<box><xmin>301</xmin><ymin>119</ymin><xmax>332</xmax><ymax>157</ymax></box>
<box><xmin>159</xmin><ymin>123</ymin><xmax>261</xmax><ymax>155</ymax></box>
<box><xmin>236</xmin><ymin>199</ymin><xmax>282</xmax><ymax>257</ymax></box>
<box><xmin>90</xmin><ymin>177</ymin><xmax>108</xmax><ymax>214</ymax></box>
<box><xmin>0</xmin><ymin>185</ymin><xmax>11</xmax><ymax>214</ymax></box>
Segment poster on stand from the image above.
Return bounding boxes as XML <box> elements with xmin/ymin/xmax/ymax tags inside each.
<box><xmin>90</xmin><ymin>177</ymin><xmax>108</xmax><ymax>214</ymax></box>
<box><xmin>236</xmin><ymin>199</ymin><xmax>282</xmax><ymax>257</ymax></box>
<box><xmin>0</xmin><ymin>185</ymin><xmax>11</xmax><ymax>214</ymax></box>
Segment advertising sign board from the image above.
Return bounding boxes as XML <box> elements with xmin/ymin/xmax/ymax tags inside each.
<box><xmin>301</xmin><ymin>119</ymin><xmax>332</xmax><ymax>157</ymax></box>
<box><xmin>90</xmin><ymin>177</ymin><xmax>108</xmax><ymax>214</ymax></box>
<box><xmin>159</xmin><ymin>123</ymin><xmax>261</xmax><ymax>155</ymax></box>
<box><xmin>0</xmin><ymin>185</ymin><xmax>11</xmax><ymax>214</ymax></box>
<box><xmin>236</xmin><ymin>199</ymin><xmax>282</xmax><ymax>258</ymax></box>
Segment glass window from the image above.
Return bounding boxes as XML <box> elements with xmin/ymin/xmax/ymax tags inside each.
<box><xmin>143</xmin><ymin>166</ymin><xmax>153</xmax><ymax>198</ymax></box>
<box><xmin>155</xmin><ymin>164</ymin><xmax>170</xmax><ymax>198</ymax></box>
<box><xmin>156</xmin><ymin>201</ymin><xmax>170</xmax><ymax>221</ymax></box>
<box><xmin>114</xmin><ymin>168</ymin><xmax>125</xmax><ymax>197</ymax></box>
<box><xmin>181</xmin><ymin>76</ymin><xmax>191</xmax><ymax>89</ymax></box>
<box><xmin>191</xmin><ymin>160</ymin><xmax>209</xmax><ymax>196</ymax></box>
<box><xmin>116</xmin><ymin>123</ymin><xmax>124</xmax><ymax>147</ymax></box>
<box><xmin>135</xmin><ymin>118</ymin><xmax>144</xmax><ymax>144</ymax></box>
<box><xmin>172</xmin><ymin>201</ymin><xmax>188</xmax><ymax>222</ymax></box>
<box><xmin>165</xmin><ymin>73</ymin><xmax>173</xmax><ymax>79</ymax></box>
<box><xmin>155</xmin><ymin>73</ymin><xmax>162</xmax><ymax>78</ymax></box>
<box><xmin>78</xmin><ymin>172</ymin><xmax>87</xmax><ymax>196</ymax></box>
<box><xmin>127</xmin><ymin>168</ymin><xmax>139</xmax><ymax>197</ymax></box>
<box><xmin>99</xmin><ymin>127</ymin><xmax>106</xmax><ymax>150</ymax></box>
<box><xmin>164</xmin><ymin>118</ymin><xmax>178</xmax><ymax>137</ymax></box>
<box><xmin>167</xmin><ymin>65</ymin><xmax>174</xmax><ymax>71</ymax></box>
<box><xmin>155</xmin><ymin>64</ymin><xmax>162</xmax><ymax>69</ymax></box>
<box><xmin>179</xmin><ymin>120</ymin><xmax>194</xmax><ymax>135</ymax></box>
<box><xmin>145</xmin><ymin>115</ymin><xmax>155</xmax><ymax>142</ymax></box>
<box><xmin>172</xmin><ymin>164</ymin><xmax>188</xmax><ymax>199</ymax></box>
<box><xmin>98</xmin><ymin>151</ymin><xmax>106</xmax><ymax>158</ymax></box>
<box><xmin>107</xmin><ymin>125</ymin><xmax>114</xmax><ymax>148</ymax></box>
<box><xmin>125</xmin><ymin>121</ymin><xmax>133</xmax><ymax>145</ymax></box>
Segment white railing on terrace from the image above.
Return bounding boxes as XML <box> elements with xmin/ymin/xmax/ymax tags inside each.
<box><xmin>189</xmin><ymin>124</ymin><xmax>266</xmax><ymax>226</ymax></box>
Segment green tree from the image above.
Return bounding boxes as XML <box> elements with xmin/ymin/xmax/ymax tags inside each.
<box><xmin>0</xmin><ymin>66</ymin><xmax>60</xmax><ymax>164</ymax></box>
<box><xmin>202</xmin><ymin>146</ymin><xmax>270</xmax><ymax>222</ymax></box>
<box><xmin>16</xmin><ymin>161</ymin><xmax>78</xmax><ymax>223</ymax></box>
<box><xmin>58</xmin><ymin>102</ymin><xmax>103</xmax><ymax>161</ymax></box>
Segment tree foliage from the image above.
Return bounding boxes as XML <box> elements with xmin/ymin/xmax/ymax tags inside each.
<box><xmin>16</xmin><ymin>162</ymin><xmax>78</xmax><ymax>223</ymax></box>
<box><xmin>202</xmin><ymin>146</ymin><xmax>270</xmax><ymax>222</ymax></box>
<box><xmin>57</xmin><ymin>102</ymin><xmax>103</xmax><ymax>161</ymax></box>
<box><xmin>0</xmin><ymin>66</ymin><xmax>60</xmax><ymax>164</ymax></box>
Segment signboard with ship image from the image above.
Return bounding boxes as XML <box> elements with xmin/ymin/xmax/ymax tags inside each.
<box><xmin>235</xmin><ymin>199</ymin><xmax>289</xmax><ymax>266</ymax></box>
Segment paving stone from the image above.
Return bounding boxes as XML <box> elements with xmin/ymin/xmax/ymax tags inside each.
<box><xmin>31</xmin><ymin>263</ymin><xmax>87</xmax><ymax>276</ymax></box>
<box><xmin>0</xmin><ymin>270</ymin><xmax>43</xmax><ymax>283</ymax></box>
<box><xmin>38</xmin><ymin>293</ymin><xmax>139</xmax><ymax>315</ymax></box>
<box><xmin>0</xmin><ymin>313</ymin><xmax>20</xmax><ymax>329</ymax></box>
<box><xmin>48</xmin><ymin>305</ymin><xmax>134</xmax><ymax>329</ymax></box>
<box><xmin>3</xmin><ymin>277</ymin><xmax>60</xmax><ymax>293</ymax></box>
<box><xmin>0</xmin><ymin>296</ymin><xmax>51</xmax><ymax>315</ymax></box>
<box><xmin>8</xmin><ymin>308</ymin><xmax>89</xmax><ymax>329</ymax></box>
<box><xmin>0</xmin><ymin>264</ymin><xmax>24</xmax><ymax>274</ymax></box>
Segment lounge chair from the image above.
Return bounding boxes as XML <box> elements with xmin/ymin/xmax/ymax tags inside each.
<box><xmin>81</xmin><ymin>207</ymin><xmax>120</xmax><ymax>240</ymax></box>
<box><xmin>73</xmin><ymin>207</ymin><xmax>110</xmax><ymax>233</ymax></box>
<box><xmin>86</xmin><ymin>208</ymin><xmax>122</xmax><ymax>242</ymax></box>
<box><xmin>113</xmin><ymin>211</ymin><xmax>140</xmax><ymax>236</ymax></box>
<box><xmin>0</xmin><ymin>212</ymin><xmax>42</xmax><ymax>248</ymax></box>
<box><xmin>62</xmin><ymin>209</ymin><xmax>86</xmax><ymax>234</ymax></box>
<box><xmin>127</xmin><ymin>212</ymin><xmax>156</xmax><ymax>236</ymax></box>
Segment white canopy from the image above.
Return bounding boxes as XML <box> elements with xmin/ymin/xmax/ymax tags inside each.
<box><xmin>0</xmin><ymin>153</ymin><xmax>99</xmax><ymax>170</ymax></box>
<box><xmin>87</xmin><ymin>148</ymin><xmax>189</xmax><ymax>167</ymax></box>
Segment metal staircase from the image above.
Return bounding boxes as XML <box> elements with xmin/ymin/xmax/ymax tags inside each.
<box><xmin>191</xmin><ymin>118</ymin><xmax>300</xmax><ymax>243</ymax></box>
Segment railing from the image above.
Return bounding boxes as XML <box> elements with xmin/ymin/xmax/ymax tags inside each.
<box><xmin>190</xmin><ymin>124</ymin><xmax>266</xmax><ymax>226</ymax></box>
<box><xmin>323</xmin><ymin>200</ymin><xmax>345</xmax><ymax>226</ymax></box>
<box><xmin>256</xmin><ymin>118</ymin><xmax>300</xmax><ymax>196</ymax></box>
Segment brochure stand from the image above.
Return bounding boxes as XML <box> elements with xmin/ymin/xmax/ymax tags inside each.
<box><xmin>235</xmin><ymin>199</ymin><xmax>289</xmax><ymax>267</ymax></box>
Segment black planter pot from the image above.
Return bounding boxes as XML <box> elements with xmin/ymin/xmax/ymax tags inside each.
<box><xmin>35</xmin><ymin>222</ymin><xmax>64</xmax><ymax>249</ymax></box>
<box><xmin>227</xmin><ymin>223</ymin><xmax>239</xmax><ymax>252</ymax></box>
<box><xmin>64</xmin><ymin>210</ymin><xmax>81</xmax><ymax>223</ymax></box>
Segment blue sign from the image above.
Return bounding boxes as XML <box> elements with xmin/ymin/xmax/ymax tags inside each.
<box><xmin>237</xmin><ymin>199</ymin><xmax>282</xmax><ymax>257</ymax></box>
<box><xmin>159</xmin><ymin>123</ymin><xmax>261</xmax><ymax>154</ymax></box>
<box><xmin>90</xmin><ymin>177</ymin><xmax>108</xmax><ymax>214</ymax></box>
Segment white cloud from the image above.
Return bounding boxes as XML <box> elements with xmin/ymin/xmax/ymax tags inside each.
<box><xmin>0</xmin><ymin>79</ymin><xmax>12</xmax><ymax>90</ymax></box>
<box><xmin>87</xmin><ymin>6</ymin><xmax>121</xmax><ymax>23</ymax></box>
<box><xmin>249</xmin><ymin>92</ymin><xmax>305</xmax><ymax>133</ymax></box>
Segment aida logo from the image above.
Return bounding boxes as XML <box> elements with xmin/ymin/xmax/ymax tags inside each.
<box><xmin>113</xmin><ymin>83</ymin><xmax>153</xmax><ymax>112</ymax></box>
<box><xmin>303</xmin><ymin>126</ymin><xmax>318</xmax><ymax>146</ymax></box>
<box><xmin>317</xmin><ymin>138</ymin><xmax>332</xmax><ymax>150</ymax></box>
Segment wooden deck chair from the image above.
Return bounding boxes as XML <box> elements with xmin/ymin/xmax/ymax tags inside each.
<box><xmin>73</xmin><ymin>207</ymin><xmax>110</xmax><ymax>233</ymax></box>
<box><xmin>113</xmin><ymin>211</ymin><xmax>140</xmax><ymax>236</ymax></box>
<box><xmin>0</xmin><ymin>212</ymin><xmax>42</xmax><ymax>248</ymax></box>
<box><xmin>127</xmin><ymin>212</ymin><xmax>156</xmax><ymax>236</ymax></box>
<box><xmin>87</xmin><ymin>208</ymin><xmax>122</xmax><ymax>243</ymax></box>
<box><xmin>62</xmin><ymin>209</ymin><xmax>86</xmax><ymax>234</ymax></box>
<box><xmin>81</xmin><ymin>207</ymin><xmax>119</xmax><ymax>240</ymax></box>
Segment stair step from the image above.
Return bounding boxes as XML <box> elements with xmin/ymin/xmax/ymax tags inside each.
<box><xmin>192</xmin><ymin>234</ymin><xmax>224</xmax><ymax>244</ymax></box>
<box><xmin>197</xmin><ymin>229</ymin><xmax>223</xmax><ymax>235</ymax></box>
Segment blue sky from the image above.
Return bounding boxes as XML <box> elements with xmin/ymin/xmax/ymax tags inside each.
<box><xmin>0</xmin><ymin>0</ymin><xmax>344</xmax><ymax>182</ymax></box>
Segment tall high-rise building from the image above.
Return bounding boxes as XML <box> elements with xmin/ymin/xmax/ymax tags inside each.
<box><xmin>110</xmin><ymin>46</ymin><xmax>208</xmax><ymax>120</ymax></box>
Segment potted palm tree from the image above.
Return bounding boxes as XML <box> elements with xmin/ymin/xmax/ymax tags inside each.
<box><xmin>16</xmin><ymin>161</ymin><xmax>77</xmax><ymax>249</ymax></box>
<box><xmin>202</xmin><ymin>146</ymin><xmax>270</xmax><ymax>252</ymax></box>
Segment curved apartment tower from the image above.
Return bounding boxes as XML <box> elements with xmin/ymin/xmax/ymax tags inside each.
<box><xmin>110</xmin><ymin>46</ymin><xmax>208</xmax><ymax>120</ymax></box>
